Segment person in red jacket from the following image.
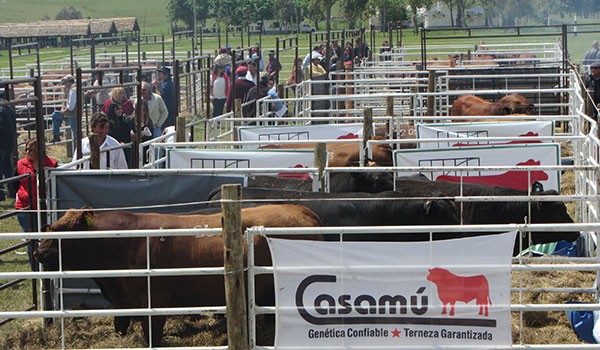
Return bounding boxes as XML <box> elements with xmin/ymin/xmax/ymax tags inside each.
<box><xmin>14</xmin><ymin>139</ymin><xmax>57</xmax><ymax>270</ymax></box>
<box><xmin>15</xmin><ymin>138</ymin><xmax>57</xmax><ymax>232</ymax></box>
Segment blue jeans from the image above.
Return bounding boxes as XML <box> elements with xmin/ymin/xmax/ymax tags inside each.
<box><xmin>152</xmin><ymin>126</ymin><xmax>163</xmax><ymax>139</ymax></box>
<box><xmin>17</xmin><ymin>212</ymin><xmax>39</xmax><ymax>271</ymax></box>
<box><xmin>213</xmin><ymin>98</ymin><xmax>226</xmax><ymax>117</ymax></box>
<box><xmin>52</xmin><ymin>111</ymin><xmax>77</xmax><ymax>138</ymax></box>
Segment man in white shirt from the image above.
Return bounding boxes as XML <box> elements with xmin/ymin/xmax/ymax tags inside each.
<box><xmin>74</xmin><ymin>113</ymin><xmax>128</xmax><ymax>169</ymax></box>
<box><xmin>51</xmin><ymin>75</ymin><xmax>77</xmax><ymax>143</ymax></box>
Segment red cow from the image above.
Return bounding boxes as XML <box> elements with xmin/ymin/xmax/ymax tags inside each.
<box><xmin>260</xmin><ymin>135</ymin><xmax>393</xmax><ymax>166</ymax></box>
<box><xmin>451</xmin><ymin>94</ymin><xmax>534</xmax><ymax>117</ymax></box>
<box><xmin>34</xmin><ymin>205</ymin><xmax>323</xmax><ymax>347</ymax></box>
<box><xmin>427</xmin><ymin>267</ymin><xmax>491</xmax><ymax>317</ymax></box>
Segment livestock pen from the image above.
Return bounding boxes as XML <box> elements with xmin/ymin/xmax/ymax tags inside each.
<box><xmin>2</xmin><ymin>24</ymin><xmax>600</xmax><ymax>348</ymax></box>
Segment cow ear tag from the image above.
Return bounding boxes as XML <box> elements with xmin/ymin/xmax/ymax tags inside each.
<box><xmin>85</xmin><ymin>213</ymin><xmax>93</xmax><ymax>226</ymax></box>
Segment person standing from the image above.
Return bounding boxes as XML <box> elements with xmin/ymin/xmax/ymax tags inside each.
<box><xmin>0</xmin><ymin>91</ymin><xmax>16</xmax><ymax>199</ymax></box>
<box><xmin>583</xmin><ymin>40</ymin><xmax>600</xmax><ymax>66</ymax></box>
<box><xmin>14</xmin><ymin>139</ymin><xmax>57</xmax><ymax>270</ymax></box>
<box><xmin>586</xmin><ymin>62</ymin><xmax>600</xmax><ymax>120</ymax></box>
<box><xmin>211</xmin><ymin>64</ymin><xmax>229</xmax><ymax>117</ymax></box>
<box><xmin>85</xmin><ymin>71</ymin><xmax>111</xmax><ymax>111</ymax></box>
<box><xmin>226</xmin><ymin>66</ymin><xmax>255</xmax><ymax>113</ymax></box>
<box><xmin>102</xmin><ymin>87</ymin><xmax>134</xmax><ymax>116</ymax></box>
<box><xmin>74</xmin><ymin>113</ymin><xmax>128</xmax><ymax>169</ymax></box>
<box><xmin>353</xmin><ymin>38</ymin><xmax>371</xmax><ymax>61</ymax></box>
<box><xmin>51</xmin><ymin>75</ymin><xmax>77</xmax><ymax>143</ymax></box>
<box><xmin>266</xmin><ymin>50</ymin><xmax>281</xmax><ymax>76</ymax></box>
<box><xmin>133</xmin><ymin>82</ymin><xmax>168</xmax><ymax>138</ymax></box>
<box><xmin>331</xmin><ymin>40</ymin><xmax>342</xmax><ymax>60</ymax></box>
<box><xmin>157</xmin><ymin>67</ymin><xmax>175</xmax><ymax>129</ymax></box>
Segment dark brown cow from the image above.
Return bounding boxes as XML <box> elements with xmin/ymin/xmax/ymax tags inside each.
<box><xmin>450</xmin><ymin>94</ymin><xmax>534</xmax><ymax>117</ymax></box>
<box><xmin>260</xmin><ymin>135</ymin><xmax>393</xmax><ymax>166</ymax></box>
<box><xmin>34</xmin><ymin>205</ymin><xmax>322</xmax><ymax>347</ymax></box>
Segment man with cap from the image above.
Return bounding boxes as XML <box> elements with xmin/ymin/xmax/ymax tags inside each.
<box><xmin>51</xmin><ymin>74</ymin><xmax>77</xmax><ymax>143</ymax></box>
<box><xmin>226</xmin><ymin>65</ymin><xmax>256</xmax><ymax>113</ymax></box>
<box><xmin>266</xmin><ymin>50</ymin><xmax>281</xmax><ymax>76</ymax></box>
<box><xmin>157</xmin><ymin>66</ymin><xmax>175</xmax><ymax>129</ymax></box>
<box><xmin>585</xmin><ymin>62</ymin><xmax>600</xmax><ymax>120</ymax></box>
<box><xmin>302</xmin><ymin>46</ymin><xmax>323</xmax><ymax>71</ymax></box>
<box><xmin>304</xmin><ymin>52</ymin><xmax>326</xmax><ymax>79</ymax></box>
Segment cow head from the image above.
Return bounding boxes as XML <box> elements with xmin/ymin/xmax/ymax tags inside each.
<box><xmin>423</xmin><ymin>199</ymin><xmax>459</xmax><ymax>225</ymax></box>
<box><xmin>528</xmin><ymin>190</ymin><xmax>579</xmax><ymax>245</ymax></box>
<box><xmin>33</xmin><ymin>208</ymin><xmax>95</xmax><ymax>270</ymax></box>
<box><xmin>499</xmin><ymin>94</ymin><xmax>535</xmax><ymax>115</ymax></box>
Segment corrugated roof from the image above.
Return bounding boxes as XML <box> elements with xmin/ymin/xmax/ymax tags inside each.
<box><xmin>0</xmin><ymin>17</ymin><xmax>138</xmax><ymax>38</ymax></box>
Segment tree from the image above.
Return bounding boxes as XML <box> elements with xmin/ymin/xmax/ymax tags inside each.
<box><xmin>366</xmin><ymin>0</ymin><xmax>408</xmax><ymax>31</ymax></box>
<box><xmin>406</xmin><ymin>0</ymin><xmax>433</xmax><ymax>33</ymax></box>
<box><xmin>303</xmin><ymin>0</ymin><xmax>326</xmax><ymax>30</ymax></box>
<box><xmin>340</xmin><ymin>0</ymin><xmax>370</xmax><ymax>29</ymax></box>
<box><xmin>167</xmin><ymin>0</ymin><xmax>213</xmax><ymax>29</ymax></box>
<box><xmin>55</xmin><ymin>6</ymin><xmax>82</xmax><ymax>20</ymax></box>
<box><xmin>273</xmin><ymin>0</ymin><xmax>307</xmax><ymax>32</ymax></box>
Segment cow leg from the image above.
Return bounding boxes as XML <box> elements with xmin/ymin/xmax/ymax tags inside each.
<box><xmin>141</xmin><ymin>315</ymin><xmax>166</xmax><ymax>347</ymax></box>
<box><xmin>441</xmin><ymin>302</ymin><xmax>447</xmax><ymax>315</ymax></box>
<box><xmin>449</xmin><ymin>302</ymin><xmax>455</xmax><ymax>316</ymax></box>
<box><xmin>114</xmin><ymin>316</ymin><xmax>131</xmax><ymax>335</ymax></box>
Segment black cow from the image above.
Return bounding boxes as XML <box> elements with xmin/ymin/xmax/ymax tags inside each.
<box><xmin>209</xmin><ymin>187</ymin><xmax>460</xmax><ymax>241</ymax></box>
<box><xmin>394</xmin><ymin>176</ymin><xmax>578</xmax><ymax>254</ymax></box>
<box><xmin>248</xmin><ymin>170</ymin><xmax>394</xmax><ymax>193</ymax></box>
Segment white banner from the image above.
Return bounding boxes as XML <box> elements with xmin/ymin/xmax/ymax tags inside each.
<box><xmin>269</xmin><ymin>231</ymin><xmax>516</xmax><ymax>349</ymax></box>
<box><xmin>393</xmin><ymin>143</ymin><xmax>561</xmax><ymax>192</ymax></box>
<box><xmin>238</xmin><ymin>123</ymin><xmax>365</xmax><ymax>149</ymax></box>
<box><xmin>167</xmin><ymin>149</ymin><xmax>314</xmax><ymax>178</ymax></box>
<box><xmin>416</xmin><ymin>121</ymin><xmax>554</xmax><ymax>149</ymax></box>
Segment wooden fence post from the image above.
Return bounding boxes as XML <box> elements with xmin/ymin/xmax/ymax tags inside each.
<box><xmin>386</xmin><ymin>95</ymin><xmax>394</xmax><ymax>116</ymax></box>
<box><xmin>362</xmin><ymin>108</ymin><xmax>373</xmax><ymax>166</ymax></box>
<box><xmin>176</xmin><ymin>113</ymin><xmax>189</xmax><ymax>142</ymax></box>
<box><xmin>89</xmin><ymin>134</ymin><xmax>100</xmax><ymax>169</ymax></box>
<box><xmin>314</xmin><ymin>143</ymin><xmax>327</xmax><ymax>192</ymax></box>
<box><xmin>220</xmin><ymin>184</ymin><xmax>249</xmax><ymax>350</ymax></box>
<box><xmin>427</xmin><ymin>70</ymin><xmax>436</xmax><ymax>117</ymax></box>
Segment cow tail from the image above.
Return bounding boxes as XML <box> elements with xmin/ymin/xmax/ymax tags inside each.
<box><xmin>488</xmin><ymin>294</ymin><xmax>492</xmax><ymax>307</ymax></box>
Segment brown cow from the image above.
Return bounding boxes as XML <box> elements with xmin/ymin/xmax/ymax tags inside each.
<box><xmin>260</xmin><ymin>135</ymin><xmax>394</xmax><ymax>166</ymax></box>
<box><xmin>450</xmin><ymin>94</ymin><xmax>534</xmax><ymax>117</ymax></box>
<box><xmin>34</xmin><ymin>205</ymin><xmax>322</xmax><ymax>347</ymax></box>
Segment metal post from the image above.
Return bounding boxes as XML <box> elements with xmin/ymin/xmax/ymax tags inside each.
<box><xmin>275</xmin><ymin>38</ymin><xmax>280</xmax><ymax>85</ymax></box>
<box><xmin>75</xmin><ymin>67</ymin><xmax>83</xmax><ymax>161</ymax></box>
<box><xmin>8</xmin><ymin>44</ymin><xmax>13</xmax><ymax>80</ymax></box>
<box><xmin>174</xmin><ymin>60</ymin><xmax>180</xmax><ymax>116</ymax></box>
<box><xmin>362</xmin><ymin>108</ymin><xmax>373</xmax><ymax>166</ymax></box>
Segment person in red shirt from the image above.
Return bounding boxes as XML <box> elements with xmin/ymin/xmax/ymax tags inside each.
<box><xmin>15</xmin><ymin>138</ymin><xmax>57</xmax><ymax>232</ymax></box>
<box><xmin>14</xmin><ymin>139</ymin><xmax>57</xmax><ymax>270</ymax></box>
<box><xmin>102</xmin><ymin>87</ymin><xmax>134</xmax><ymax>116</ymax></box>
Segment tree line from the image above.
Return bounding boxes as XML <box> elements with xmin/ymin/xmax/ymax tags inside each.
<box><xmin>167</xmin><ymin>0</ymin><xmax>599</xmax><ymax>33</ymax></box>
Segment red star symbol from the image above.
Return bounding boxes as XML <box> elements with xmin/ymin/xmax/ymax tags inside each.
<box><xmin>391</xmin><ymin>328</ymin><xmax>401</xmax><ymax>337</ymax></box>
